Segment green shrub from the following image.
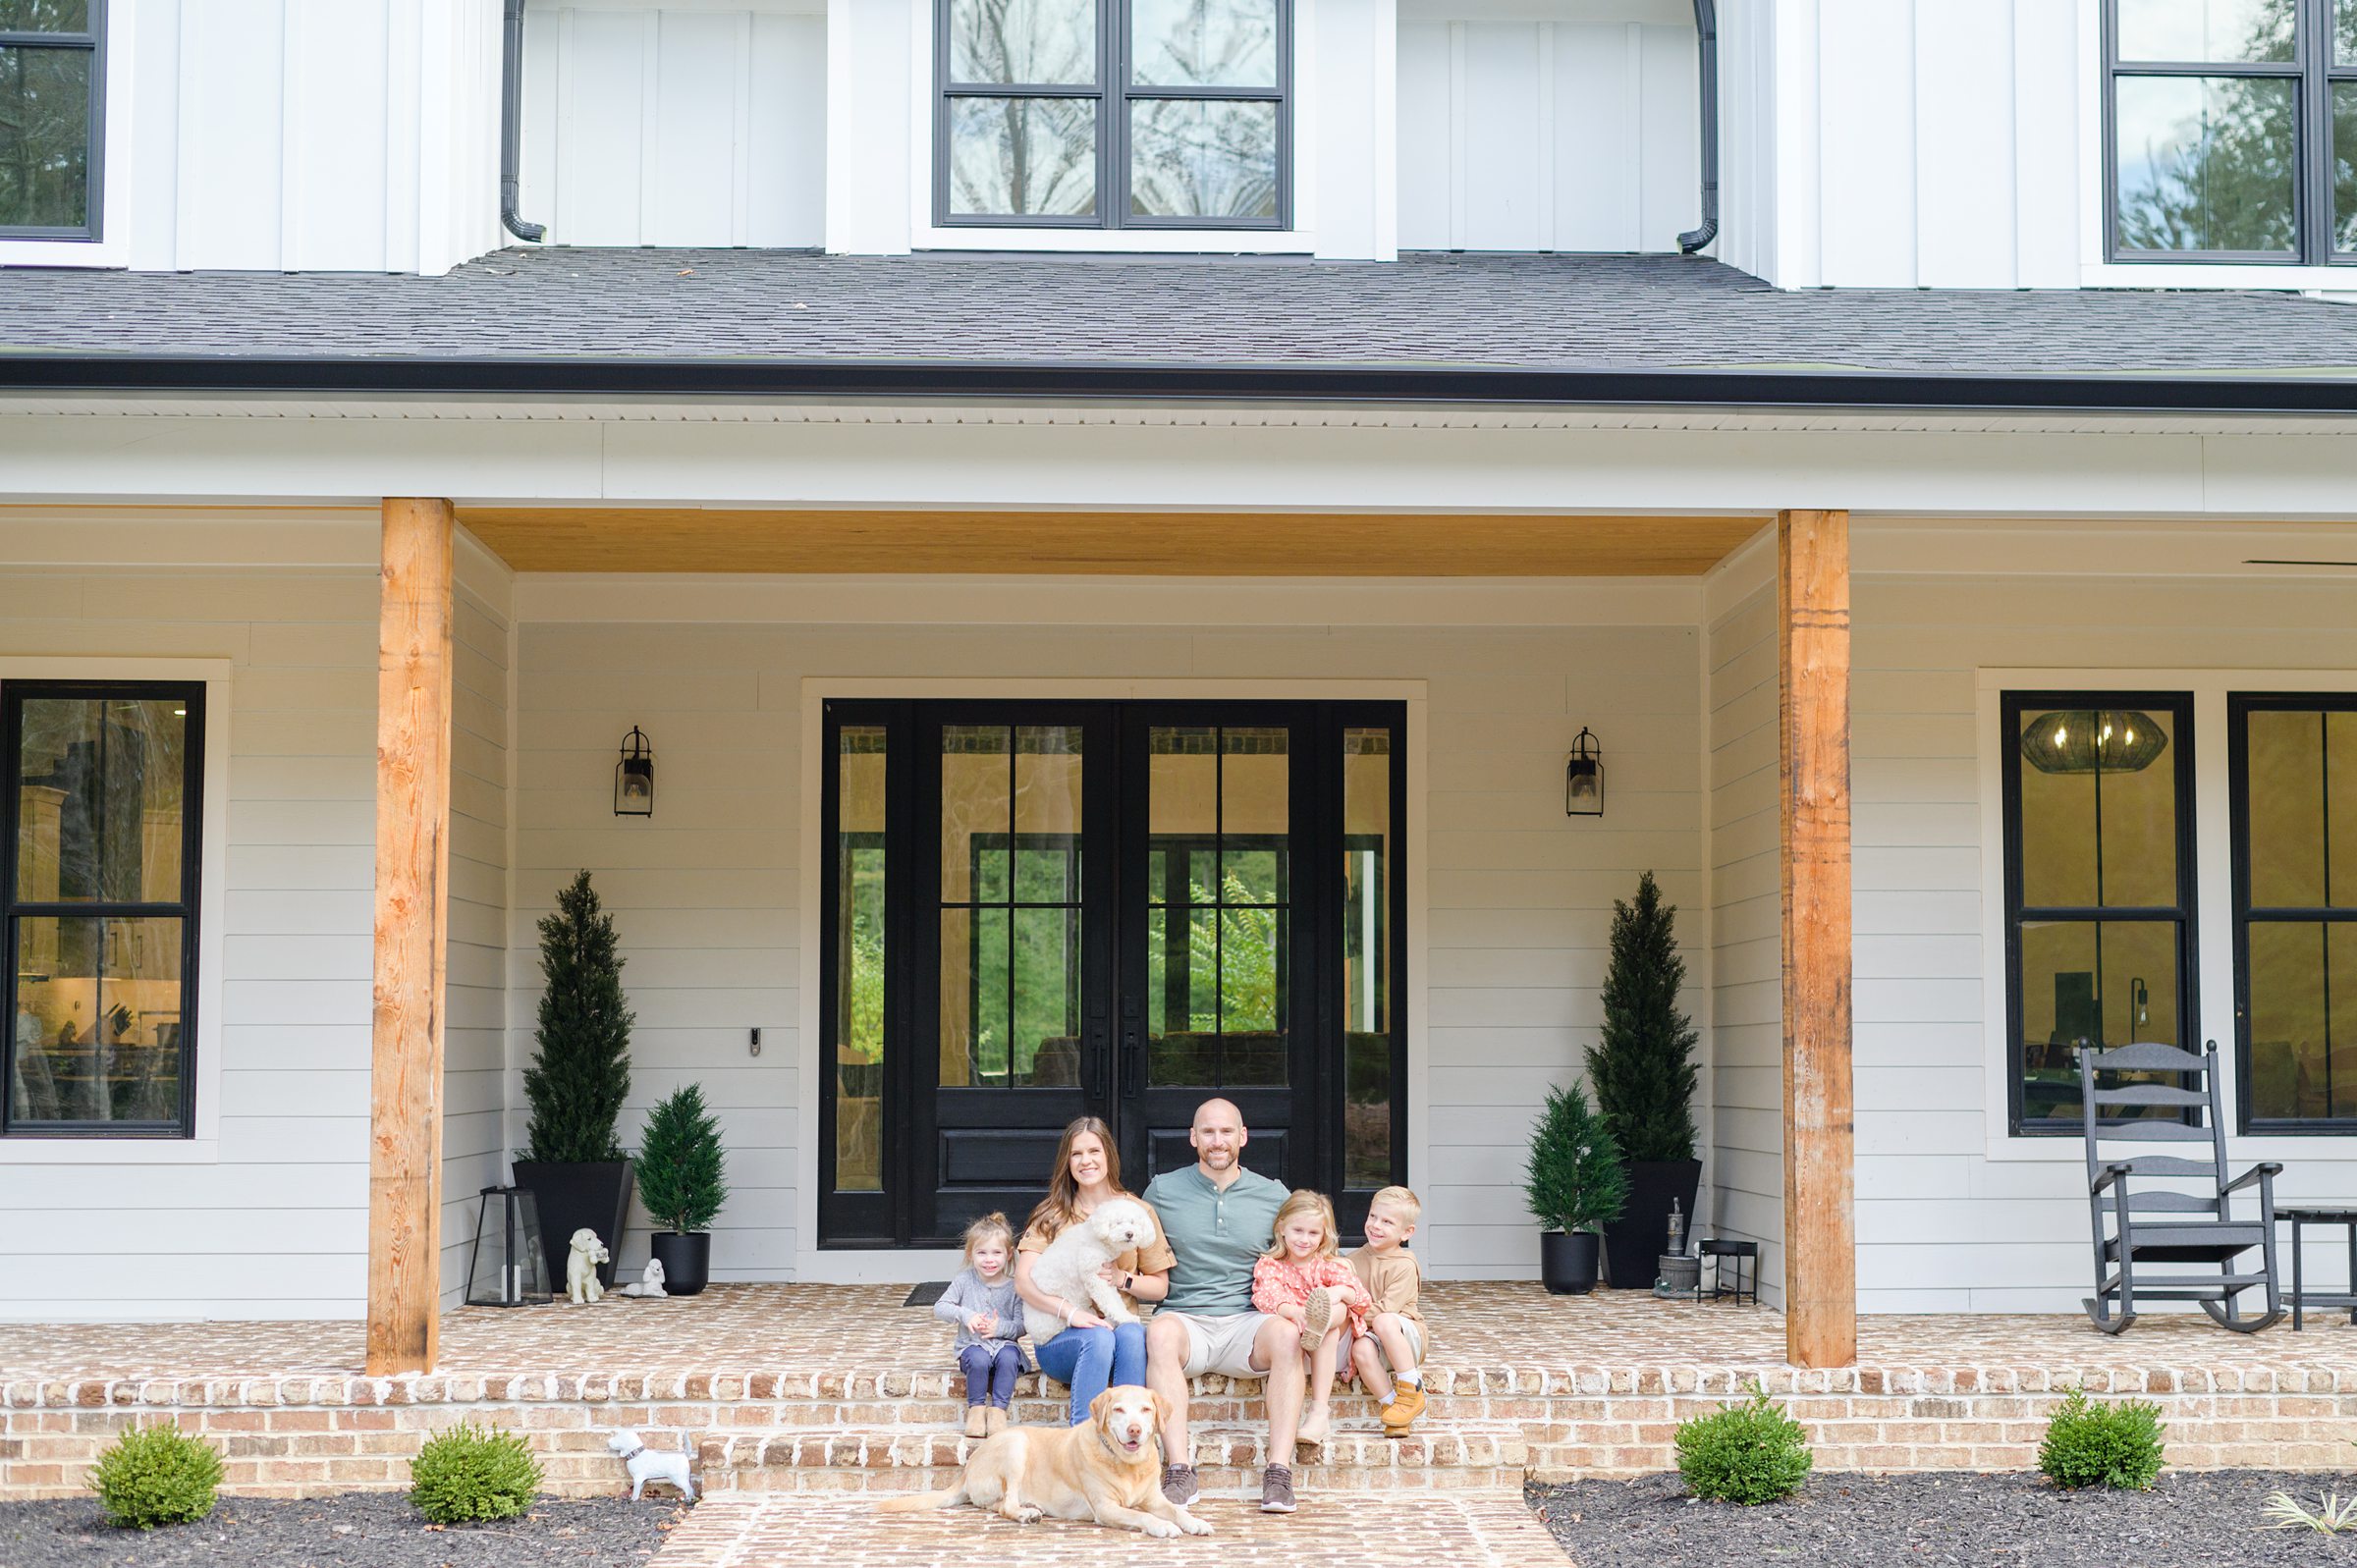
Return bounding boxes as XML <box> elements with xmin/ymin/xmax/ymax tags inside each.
<box><xmin>408</xmin><ymin>1421</ymin><xmax>542</xmax><ymax>1524</ymax></box>
<box><xmin>86</xmin><ymin>1424</ymin><xmax>223</xmax><ymax>1530</ymax></box>
<box><xmin>2038</xmin><ymin>1387</ymin><xmax>2165</xmax><ymax>1490</ymax></box>
<box><xmin>1674</xmin><ymin>1384</ymin><xmax>1813</xmax><ymax>1505</ymax></box>
<box><xmin>636</xmin><ymin>1082</ymin><xmax>728</xmax><ymax>1234</ymax></box>
<box><xmin>1523</xmin><ymin>1081</ymin><xmax>1628</xmax><ymax>1234</ymax></box>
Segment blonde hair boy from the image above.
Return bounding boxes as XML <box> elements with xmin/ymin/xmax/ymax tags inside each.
<box><xmin>1346</xmin><ymin>1185</ymin><xmax>1429</xmax><ymax>1435</ymax></box>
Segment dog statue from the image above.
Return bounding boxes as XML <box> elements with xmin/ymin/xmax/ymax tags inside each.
<box><xmin>566</xmin><ymin>1228</ymin><xmax>610</xmax><ymax>1305</ymax></box>
<box><xmin>1021</xmin><ymin>1197</ymin><xmax>1155</xmax><ymax>1344</ymax></box>
<box><xmin>618</xmin><ymin>1258</ymin><xmax>667</xmax><ymax>1298</ymax></box>
<box><xmin>608</xmin><ymin>1430</ymin><xmax>696</xmax><ymax>1501</ymax></box>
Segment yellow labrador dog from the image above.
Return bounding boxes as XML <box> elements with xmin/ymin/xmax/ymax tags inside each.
<box><xmin>878</xmin><ymin>1387</ymin><xmax>1214</xmax><ymax>1539</ymax></box>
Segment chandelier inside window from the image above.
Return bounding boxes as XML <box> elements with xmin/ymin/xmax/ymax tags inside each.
<box><xmin>2019</xmin><ymin>710</ymin><xmax>2166</xmax><ymax>775</ymax></box>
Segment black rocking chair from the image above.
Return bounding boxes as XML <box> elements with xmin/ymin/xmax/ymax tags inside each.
<box><xmin>2080</xmin><ymin>1040</ymin><xmax>2282</xmax><ymax>1335</ymax></box>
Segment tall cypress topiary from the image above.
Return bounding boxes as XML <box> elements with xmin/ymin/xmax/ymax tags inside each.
<box><xmin>523</xmin><ymin>870</ymin><xmax>633</xmax><ymax>1162</ymax></box>
<box><xmin>1584</xmin><ymin>869</ymin><xmax>1698</xmax><ymax>1162</ymax></box>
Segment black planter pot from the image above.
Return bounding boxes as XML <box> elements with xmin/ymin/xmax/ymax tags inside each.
<box><xmin>511</xmin><ymin>1159</ymin><xmax>634</xmax><ymax>1290</ymax></box>
<box><xmin>1539</xmin><ymin>1229</ymin><xmax>1602</xmax><ymax>1295</ymax></box>
<box><xmin>1601</xmin><ymin>1158</ymin><xmax>1702</xmax><ymax>1289</ymax></box>
<box><xmin>649</xmin><ymin>1231</ymin><xmax>712</xmax><ymax>1296</ymax></box>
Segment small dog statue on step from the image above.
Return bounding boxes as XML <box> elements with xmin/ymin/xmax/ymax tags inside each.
<box><xmin>609</xmin><ymin>1431</ymin><xmax>697</xmax><ymax>1501</ymax></box>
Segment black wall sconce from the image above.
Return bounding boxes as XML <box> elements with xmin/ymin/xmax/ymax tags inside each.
<box><xmin>615</xmin><ymin>726</ymin><xmax>654</xmax><ymax>816</ymax></box>
<box><xmin>1565</xmin><ymin>727</ymin><xmax>1604</xmax><ymax>816</ymax></box>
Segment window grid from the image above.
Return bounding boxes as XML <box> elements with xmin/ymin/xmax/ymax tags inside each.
<box><xmin>0</xmin><ymin>1</ymin><xmax>105</xmax><ymax>242</ymax></box>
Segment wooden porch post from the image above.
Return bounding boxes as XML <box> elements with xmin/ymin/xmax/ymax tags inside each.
<box><xmin>1779</xmin><ymin>508</ymin><xmax>1855</xmax><ymax>1369</ymax></box>
<box><xmin>367</xmin><ymin>498</ymin><xmax>455</xmax><ymax>1376</ymax></box>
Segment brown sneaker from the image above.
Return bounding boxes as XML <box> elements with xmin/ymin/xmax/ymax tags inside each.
<box><xmin>1380</xmin><ymin>1383</ymin><xmax>1426</xmax><ymax>1435</ymax></box>
<box><xmin>964</xmin><ymin>1406</ymin><xmax>988</xmax><ymax>1439</ymax></box>
<box><xmin>1259</xmin><ymin>1465</ymin><xmax>1297</xmax><ymax>1513</ymax></box>
<box><xmin>1161</xmin><ymin>1463</ymin><xmax>1200</xmax><ymax>1507</ymax></box>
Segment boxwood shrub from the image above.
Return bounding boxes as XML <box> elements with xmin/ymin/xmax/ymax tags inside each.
<box><xmin>1674</xmin><ymin>1383</ymin><xmax>1813</xmax><ymax>1505</ymax></box>
<box><xmin>408</xmin><ymin>1420</ymin><xmax>543</xmax><ymax>1524</ymax></box>
<box><xmin>87</xmin><ymin>1424</ymin><xmax>223</xmax><ymax>1531</ymax></box>
<box><xmin>2039</xmin><ymin>1387</ymin><xmax>2165</xmax><ymax>1490</ymax></box>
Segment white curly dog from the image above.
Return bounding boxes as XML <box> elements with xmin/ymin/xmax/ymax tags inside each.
<box><xmin>566</xmin><ymin>1228</ymin><xmax>610</xmax><ymax>1305</ymax></box>
<box><xmin>1021</xmin><ymin>1197</ymin><xmax>1156</xmax><ymax>1343</ymax></box>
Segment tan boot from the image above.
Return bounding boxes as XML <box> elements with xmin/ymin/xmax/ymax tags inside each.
<box><xmin>964</xmin><ymin>1406</ymin><xmax>989</xmax><ymax>1439</ymax></box>
<box><xmin>1381</xmin><ymin>1382</ymin><xmax>1426</xmax><ymax>1435</ymax></box>
<box><xmin>984</xmin><ymin>1406</ymin><xmax>1008</xmax><ymax>1436</ymax></box>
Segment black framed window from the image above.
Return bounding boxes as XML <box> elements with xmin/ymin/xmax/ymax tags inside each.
<box><xmin>2002</xmin><ymin>692</ymin><xmax>2198</xmax><ymax>1134</ymax></box>
<box><xmin>0</xmin><ymin>1</ymin><xmax>104</xmax><ymax>240</ymax></box>
<box><xmin>4</xmin><ymin>681</ymin><xmax>202</xmax><ymax>1137</ymax></box>
<box><xmin>2103</xmin><ymin>0</ymin><xmax>2357</xmax><ymax>263</ymax></box>
<box><xmin>2230</xmin><ymin>693</ymin><xmax>2357</xmax><ymax>1130</ymax></box>
<box><xmin>936</xmin><ymin>0</ymin><xmax>1288</xmax><ymax>229</ymax></box>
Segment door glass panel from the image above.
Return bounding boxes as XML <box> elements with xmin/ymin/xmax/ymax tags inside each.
<box><xmin>833</xmin><ymin>725</ymin><xmax>887</xmax><ymax>1191</ymax></box>
<box><xmin>1342</xmin><ymin>727</ymin><xmax>1392</xmax><ymax>1188</ymax></box>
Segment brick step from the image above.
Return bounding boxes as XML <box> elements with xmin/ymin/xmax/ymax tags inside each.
<box><xmin>753</xmin><ymin>1389</ymin><xmax>1480</xmax><ymax>1430</ymax></box>
<box><xmin>699</xmin><ymin>1422</ymin><xmax>1528</xmax><ymax>1497</ymax></box>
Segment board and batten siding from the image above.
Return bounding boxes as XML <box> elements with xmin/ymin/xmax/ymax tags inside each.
<box><xmin>508</xmin><ymin>609</ymin><xmax>1703</xmax><ymax>1281</ymax></box>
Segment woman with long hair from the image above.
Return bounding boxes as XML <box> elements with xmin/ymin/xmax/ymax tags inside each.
<box><xmin>1014</xmin><ymin>1115</ymin><xmax>1174</xmax><ymax>1425</ymax></box>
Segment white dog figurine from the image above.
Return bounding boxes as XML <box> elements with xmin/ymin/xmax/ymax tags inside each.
<box><xmin>566</xmin><ymin>1228</ymin><xmax>610</xmax><ymax>1305</ymax></box>
<box><xmin>618</xmin><ymin>1258</ymin><xmax>667</xmax><ymax>1298</ymax></box>
<box><xmin>608</xmin><ymin>1431</ymin><xmax>696</xmax><ymax>1501</ymax></box>
<box><xmin>1021</xmin><ymin>1197</ymin><xmax>1155</xmax><ymax>1344</ymax></box>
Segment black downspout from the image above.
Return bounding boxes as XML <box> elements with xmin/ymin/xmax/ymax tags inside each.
<box><xmin>1677</xmin><ymin>0</ymin><xmax>1719</xmax><ymax>254</ymax></box>
<box><xmin>501</xmin><ymin>0</ymin><xmax>546</xmax><ymax>242</ymax></box>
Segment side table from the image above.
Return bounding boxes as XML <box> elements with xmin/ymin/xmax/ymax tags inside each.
<box><xmin>2279</xmin><ymin>1207</ymin><xmax>2357</xmax><ymax>1330</ymax></box>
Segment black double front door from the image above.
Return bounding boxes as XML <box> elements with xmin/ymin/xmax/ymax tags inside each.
<box><xmin>818</xmin><ymin>699</ymin><xmax>1405</xmax><ymax>1248</ymax></box>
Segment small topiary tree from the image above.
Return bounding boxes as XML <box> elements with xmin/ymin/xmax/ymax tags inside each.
<box><xmin>2038</xmin><ymin>1387</ymin><xmax>2165</xmax><ymax>1490</ymax></box>
<box><xmin>523</xmin><ymin>870</ymin><xmax>634</xmax><ymax>1163</ymax></box>
<box><xmin>1524</xmin><ymin>1082</ymin><xmax>1629</xmax><ymax>1234</ymax></box>
<box><xmin>637</xmin><ymin>1083</ymin><xmax>728</xmax><ymax>1234</ymax></box>
<box><xmin>86</xmin><ymin>1425</ymin><xmax>223</xmax><ymax>1531</ymax></box>
<box><xmin>408</xmin><ymin>1420</ymin><xmax>543</xmax><ymax>1524</ymax></box>
<box><xmin>1585</xmin><ymin>870</ymin><xmax>1700</xmax><ymax>1162</ymax></box>
<box><xmin>1675</xmin><ymin>1383</ymin><xmax>1813</xmax><ymax>1505</ymax></box>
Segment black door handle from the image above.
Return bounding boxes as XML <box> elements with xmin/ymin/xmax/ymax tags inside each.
<box><xmin>1122</xmin><ymin>1029</ymin><xmax>1143</xmax><ymax>1100</ymax></box>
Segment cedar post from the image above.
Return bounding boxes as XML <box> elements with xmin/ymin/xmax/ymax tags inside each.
<box><xmin>367</xmin><ymin>498</ymin><xmax>456</xmax><ymax>1376</ymax></box>
<box><xmin>1778</xmin><ymin>508</ymin><xmax>1855</xmax><ymax>1369</ymax></box>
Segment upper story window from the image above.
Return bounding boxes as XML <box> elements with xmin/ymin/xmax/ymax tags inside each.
<box><xmin>936</xmin><ymin>0</ymin><xmax>1288</xmax><ymax>229</ymax></box>
<box><xmin>0</xmin><ymin>0</ymin><xmax>103</xmax><ymax>240</ymax></box>
<box><xmin>2107</xmin><ymin>0</ymin><xmax>2356</xmax><ymax>262</ymax></box>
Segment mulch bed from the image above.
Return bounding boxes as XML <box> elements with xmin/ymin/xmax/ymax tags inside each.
<box><xmin>1530</xmin><ymin>1472</ymin><xmax>2357</xmax><ymax>1568</ymax></box>
<box><xmin>0</xmin><ymin>1492</ymin><xmax>687</xmax><ymax>1568</ymax></box>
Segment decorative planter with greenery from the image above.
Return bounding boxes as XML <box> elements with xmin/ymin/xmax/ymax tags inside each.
<box><xmin>1586</xmin><ymin>870</ymin><xmax>1701</xmax><ymax>1289</ymax></box>
<box><xmin>636</xmin><ymin>1082</ymin><xmax>728</xmax><ymax>1296</ymax></box>
<box><xmin>1524</xmin><ymin>1081</ymin><xmax>1628</xmax><ymax>1294</ymax></box>
<box><xmin>512</xmin><ymin>870</ymin><xmax>635</xmax><ymax>1292</ymax></box>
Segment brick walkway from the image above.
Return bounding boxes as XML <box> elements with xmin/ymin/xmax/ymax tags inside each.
<box><xmin>649</xmin><ymin>1493</ymin><xmax>1570</xmax><ymax>1568</ymax></box>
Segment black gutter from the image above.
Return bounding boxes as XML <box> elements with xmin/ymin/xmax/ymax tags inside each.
<box><xmin>7</xmin><ymin>355</ymin><xmax>2357</xmax><ymax>415</ymax></box>
<box><xmin>1677</xmin><ymin>0</ymin><xmax>1719</xmax><ymax>255</ymax></box>
<box><xmin>500</xmin><ymin>0</ymin><xmax>546</xmax><ymax>243</ymax></box>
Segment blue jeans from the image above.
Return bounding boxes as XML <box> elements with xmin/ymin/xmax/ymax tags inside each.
<box><xmin>958</xmin><ymin>1341</ymin><xmax>1021</xmax><ymax>1408</ymax></box>
<box><xmin>1033</xmin><ymin>1321</ymin><xmax>1146</xmax><ymax>1426</ymax></box>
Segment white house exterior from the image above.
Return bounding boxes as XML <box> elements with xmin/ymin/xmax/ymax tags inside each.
<box><xmin>4</xmin><ymin>0</ymin><xmax>2357</xmax><ymax>1371</ymax></box>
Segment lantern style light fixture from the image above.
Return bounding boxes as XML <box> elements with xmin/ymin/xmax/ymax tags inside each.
<box><xmin>615</xmin><ymin>726</ymin><xmax>655</xmax><ymax>816</ymax></box>
<box><xmin>2018</xmin><ymin>710</ymin><xmax>2166</xmax><ymax>775</ymax></box>
<box><xmin>466</xmin><ymin>1186</ymin><xmax>551</xmax><ymax>1307</ymax></box>
<box><xmin>1564</xmin><ymin>727</ymin><xmax>1604</xmax><ymax>816</ymax></box>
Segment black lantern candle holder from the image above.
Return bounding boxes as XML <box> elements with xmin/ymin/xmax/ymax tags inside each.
<box><xmin>1564</xmin><ymin>727</ymin><xmax>1604</xmax><ymax>816</ymax></box>
<box><xmin>466</xmin><ymin>1186</ymin><xmax>552</xmax><ymax>1307</ymax></box>
<box><xmin>615</xmin><ymin>726</ymin><xmax>654</xmax><ymax>817</ymax></box>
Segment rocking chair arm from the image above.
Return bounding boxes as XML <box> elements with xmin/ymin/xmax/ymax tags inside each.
<box><xmin>2221</xmin><ymin>1161</ymin><xmax>2283</xmax><ymax>1196</ymax></box>
<box><xmin>2090</xmin><ymin>1162</ymin><xmax>2136</xmax><ymax>1197</ymax></box>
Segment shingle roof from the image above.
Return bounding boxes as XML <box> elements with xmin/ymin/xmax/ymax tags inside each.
<box><xmin>7</xmin><ymin>247</ymin><xmax>2357</xmax><ymax>403</ymax></box>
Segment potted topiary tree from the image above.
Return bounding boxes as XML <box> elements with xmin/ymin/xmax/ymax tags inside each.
<box><xmin>1586</xmin><ymin>870</ymin><xmax>1702</xmax><ymax>1289</ymax></box>
<box><xmin>1524</xmin><ymin>1081</ymin><xmax>1628</xmax><ymax>1294</ymax></box>
<box><xmin>512</xmin><ymin>870</ymin><xmax>635</xmax><ymax>1292</ymax></box>
<box><xmin>635</xmin><ymin>1082</ymin><xmax>727</xmax><ymax>1295</ymax></box>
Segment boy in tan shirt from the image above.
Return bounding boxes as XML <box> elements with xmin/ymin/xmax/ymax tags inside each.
<box><xmin>1346</xmin><ymin>1185</ymin><xmax>1428</xmax><ymax>1435</ymax></box>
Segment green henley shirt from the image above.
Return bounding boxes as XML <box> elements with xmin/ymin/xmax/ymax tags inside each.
<box><xmin>1141</xmin><ymin>1162</ymin><xmax>1288</xmax><ymax>1316</ymax></box>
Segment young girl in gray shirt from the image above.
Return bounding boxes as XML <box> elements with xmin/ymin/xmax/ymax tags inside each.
<box><xmin>934</xmin><ymin>1212</ymin><xmax>1028</xmax><ymax>1437</ymax></box>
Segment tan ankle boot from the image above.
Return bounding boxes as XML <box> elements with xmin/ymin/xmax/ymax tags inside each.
<box><xmin>964</xmin><ymin>1406</ymin><xmax>988</xmax><ymax>1439</ymax></box>
<box><xmin>984</xmin><ymin>1406</ymin><xmax>1008</xmax><ymax>1436</ymax></box>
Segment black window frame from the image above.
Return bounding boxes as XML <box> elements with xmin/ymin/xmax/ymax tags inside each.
<box><xmin>2001</xmin><ymin>689</ymin><xmax>2201</xmax><ymax>1136</ymax></box>
<box><xmin>0</xmin><ymin>0</ymin><xmax>107</xmax><ymax>243</ymax></box>
<box><xmin>2228</xmin><ymin>690</ymin><xmax>2357</xmax><ymax>1133</ymax></box>
<box><xmin>2</xmin><ymin>678</ymin><xmax>204</xmax><ymax>1139</ymax></box>
<box><xmin>2102</xmin><ymin>0</ymin><xmax>2357</xmax><ymax>265</ymax></box>
<box><xmin>932</xmin><ymin>0</ymin><xmax>1292</xmax><ymax>232</ymax></box>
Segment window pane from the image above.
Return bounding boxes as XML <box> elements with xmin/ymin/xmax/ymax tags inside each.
<box><xmin>948</xmin><ymin>0</ymin><xmax>1094</xmax><ymax>83</ymax></box>
<box><xmin>10</xmin><ymin>915</ymin><xmax>182</xmax><ymax>1125</ymax></box>
<box><xmin>2246</xmin><ymin>920</ymin><xmax>2342</xmax><ymax>1120</ymax></box>
<box><xmin>2018</xmin><ymin>918</ymin><xmax>2182</xmax><ymax>1121</ymax></box>
<box><xmin>2114</xmin><ymin>75</ymin><xmax>2296</xmax><ymax>253</ymax></box>
<box><xmin>17</xmin><ymin>694</ymin><xmax>188</xmax><ymax>904</ymax></box>
<box><xmin>2341</xmin><ymin>0</ymin><xmax>2357</xmax><ymax>63</ymax></box>
<box><xmin>947</xmin><ymin>97</ymin><xmax>1097</xmax><ymax>217</ymax></box>
<box><xmin>0</xmin><ymin>2</ymin><xmax>90</xmax><ymax>29</ymax></box>
<box><xmin>2248</xmin><ymin>707</ymin><xmax>2326</xmax><ymax>907</ymax></box>
<box><xmin>2334</xmin><ymin>84</ymin><xmax>2357</xmax><ymax>249</ymax></box>
<box><xmin>2332</xmin><ymin>711</ymin><xmax>2357</xmax><ymax>904</ymax></box>
<box><xmin>2016</xmin><ymin>706</ymin><xmax>2177</xmax><ymax>909</ymax></box>
<box><xmin>833</xmin><ymin>726</ymin><xmax>886</xmax><ymax>1193</ymax></box>
<box><xmin>940</xmin><ymin>725</ymin><xmax>1010</xmax><ymax>901</ymax></box>
<box><xmin>2117</xmin><ymin>0</ymin><xmax>2294</xmax><ymax>62</ymax></box>
<box><xmin>1011</xmin><ymin>905</ymin><xmax>1079</xmax><ymax>1086</ymax></box>
<box><xmin>1128</xmin><ymin>98</ymin><xmax>1279</xmax><ymax>219</ymax></box>
<box><xmin>0</xmin><ymin>43</ymin><xmax>88</xmax><ymax>230</ymax></box>
<box><xmin>1343</xmin><ymin>727</ymin><xmax>1391</xmax><ymax>1187</ymax></box>
<box><xmin>1129</xmin><ymin>0</ymin><xmax>1277</xmax><ymax>86</ymax></box>
<box><xmin>1013</xmin><ymin>725</ymin><xmax>1082</xmax><ymax>903</ymax></box>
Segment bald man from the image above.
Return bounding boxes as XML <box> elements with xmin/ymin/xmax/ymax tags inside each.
<box><xmin>1140</xmin><ymin>1098</ymin><xmax>1300</xmax><ymax>1514</ymax></box>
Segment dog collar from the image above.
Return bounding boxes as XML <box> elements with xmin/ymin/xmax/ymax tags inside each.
<box><xmin>616</xmin><ymin>1441</ymin><xmax>645</xmax><ymax>1460</ymax></box>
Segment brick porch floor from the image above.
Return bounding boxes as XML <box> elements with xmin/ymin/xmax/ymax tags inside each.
<box><xmin>4</xmin><ymin>1282</ymin><xmax>2353</xmax><ymax>1500</ymax></box>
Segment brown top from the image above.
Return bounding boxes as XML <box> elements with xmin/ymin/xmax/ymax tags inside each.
<box><xmin>1018</xmin><ymin>1200</ymin><xmax>1178</xmax><ymax>1316</ymax></box>
<box><xmin>1347</xmin><ymin>1245</ymin><xmax>1425</xmax><ymax>1335</ymax></box>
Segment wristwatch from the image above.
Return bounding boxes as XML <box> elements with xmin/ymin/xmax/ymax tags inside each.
<box><xmin>1122</xmin><ymin>1271</ymin><xmax>1135</xmax><ymax>1293</ymax></box>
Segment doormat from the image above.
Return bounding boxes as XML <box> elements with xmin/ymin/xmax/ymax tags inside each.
<box><xmin>903</xmin><ymin>1281</ymin><xmax>950</xmax><ymax>1308</ymax></box>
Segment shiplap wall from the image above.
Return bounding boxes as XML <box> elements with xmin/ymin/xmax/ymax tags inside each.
<box><xmin>518</xmin><ymin>2</ymin><xmax>827</xmax><ymax>248</ymax></box>
<box><xmin>510</xmin><ymin>614</ymin><xmax>1703</xmax><ymax>1281</ymax></box>
<box><xmin>1705</xmin><ymin>548</ymin><xmax>1782</xmax><ymax>1305</ymax></box>
<box><xmin>1397</xmin><ymin>1</ymin><xmax>1700</xmax><ymax>253</ymax></box>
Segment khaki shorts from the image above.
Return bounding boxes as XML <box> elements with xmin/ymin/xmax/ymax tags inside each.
<box><xmin>1365</xmin><ymin>1318</ymin><xmax>1424</xmax><ymax>1374</ymax></box>
<box><xmin>1162</xmin><ymin>1310</ymin><xmax>1274</xmax><ymax>1379</ymax></box>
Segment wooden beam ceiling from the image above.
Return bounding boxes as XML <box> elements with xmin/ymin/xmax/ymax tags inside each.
<box><xmin>455</xmin><ymin>508</ymin><xmax>1769</xmax><ymax>576</ymax></box>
